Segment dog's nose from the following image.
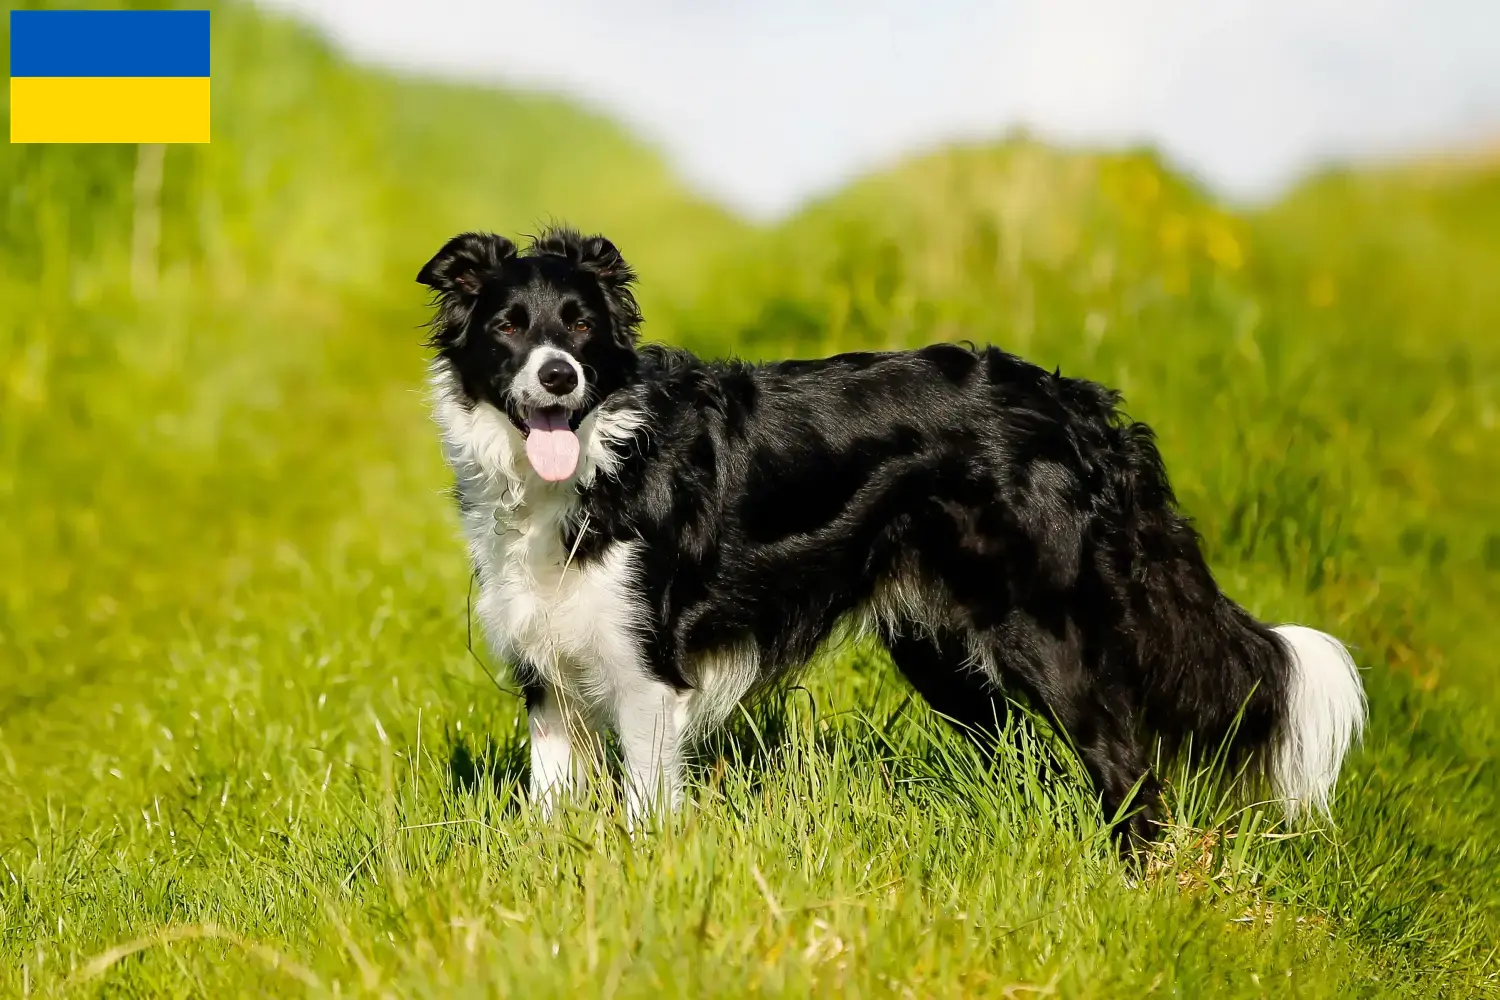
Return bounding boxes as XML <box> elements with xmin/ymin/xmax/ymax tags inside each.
<box><xmin>537</xmin><ymin>357</ymin><xmax>579</xmax><ymax>396</ymax></box>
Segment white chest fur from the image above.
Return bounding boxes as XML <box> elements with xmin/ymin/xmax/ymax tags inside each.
<box><xmin>430</xmin><ymin>360</ymin><xmax>651</xmax><ymax>705</ymax></box>
<box><xmin>471</xmin><ymin>507</ymin><xmax>645</xmax><ymax>697</ymax></box>
<box><xmin>432</xmin><ymin>359</ymin><xmax>781</xmax><ymax>748</ymax></box>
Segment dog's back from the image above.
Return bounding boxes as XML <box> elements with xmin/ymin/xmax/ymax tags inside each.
<box><xmin>577</xmin><ymin>341</ymin><xmax>1364</xmax><ymax>841</ymax></box>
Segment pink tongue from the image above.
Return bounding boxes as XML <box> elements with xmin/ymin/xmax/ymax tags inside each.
<box><xmin>524</xmin><ymin>409</ymin><xmax>580</xmax><ymax>481</ymax></box>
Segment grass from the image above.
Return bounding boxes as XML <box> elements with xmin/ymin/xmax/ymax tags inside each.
<box><xmin>2</xmin><ymin>2</ymin><xmax>1499</xmax><ymax>996</ymax></box>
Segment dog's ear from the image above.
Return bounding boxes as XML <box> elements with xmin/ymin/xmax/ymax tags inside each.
<box><xmin>531</xmin><ymin>228</ymin><xmax>643</xmax><ymax>342</ymax></box>
<box><xmin>417</xmin><ymin>232</ymin><xmax>517</xmax><ymax>296</ymax></box>
<box><xmin>418</xmin><ymin>233</ymin><xmax>517</xmax><ymax>346</ymax></box>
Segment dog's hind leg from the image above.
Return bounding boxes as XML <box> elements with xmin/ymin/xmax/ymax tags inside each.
<box><xmin>1055</xmin><ymin>685</ymin><xmax>1159</xmax><ymax>848</ymax></box>
<box><xmin>984</xmin><ymin>614</ymin><xmax>1161</xmax><ymax>848</ymax></box>
<box><xmin>884</xmin><ymin>625</ymin><xmax>1009</xmax><ymax>736</ymax></box>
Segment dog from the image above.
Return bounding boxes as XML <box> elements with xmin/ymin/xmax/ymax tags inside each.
<box><xmin>417</xmin><ymin>226</ymin><xmax>1366</xmax><ymax>843</ymax></box>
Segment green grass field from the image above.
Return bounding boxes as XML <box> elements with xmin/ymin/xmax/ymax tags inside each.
<box><xmin>3</xmin><ymin>3</ymin><xmax>1499</xmax><ymax>996</ymax></box>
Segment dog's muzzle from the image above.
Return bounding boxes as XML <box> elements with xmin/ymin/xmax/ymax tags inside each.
<box><xmin>510</xmin><ymin>347</ymin><xmax>588</xmax><ymax>482</ymax></box>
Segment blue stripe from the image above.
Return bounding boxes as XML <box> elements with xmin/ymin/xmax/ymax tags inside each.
<box><xmin>10</xmin><ymin>10</ymin><xmax>210</xmax><ymax>78</ymax></box>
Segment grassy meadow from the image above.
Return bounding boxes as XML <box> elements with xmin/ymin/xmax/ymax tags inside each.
<box><xmin>2</xmin><ymin>2</ymin><xmax>1499</xmax><ymax>996</ymax></box>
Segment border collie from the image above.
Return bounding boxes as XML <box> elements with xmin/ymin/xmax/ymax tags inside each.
<box><xmin>418</xmin><ymin>226</ymin><xmax>1366</xmax><ymax>843</ymax></box>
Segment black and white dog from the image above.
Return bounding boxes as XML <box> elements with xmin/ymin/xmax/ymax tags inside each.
<box><xmin>418</xmin><ymin>227</ymin><xmax>1366</xmax><ymax>842</ymax></box>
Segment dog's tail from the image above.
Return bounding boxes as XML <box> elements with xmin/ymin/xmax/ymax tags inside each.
<box><xmin>1108</xmin><ymin>422</ymin><xmax>1366</xmax><ymax>820</ymax></box>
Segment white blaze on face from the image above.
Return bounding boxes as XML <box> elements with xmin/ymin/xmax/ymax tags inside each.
<box><xmin>510</xmin><ymin>346</ymin><xmax>588</xmax><ymax>482</ymax></box>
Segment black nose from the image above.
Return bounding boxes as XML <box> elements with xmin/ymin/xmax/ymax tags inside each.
<box><xmin>537</xmin><ymin>357</ymin><xmax>579</xmax><ymax>396</ymax></box>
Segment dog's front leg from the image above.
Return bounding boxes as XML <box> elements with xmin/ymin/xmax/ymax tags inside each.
<box><xmin>525</xmin><ymin>680</ymin><xmax>597</xmax><ymax>816</ymax></box>
<box><xmin>614</xmin><ymin>675</ymin><xmax>688</xmax><ymax>826</ymax></box>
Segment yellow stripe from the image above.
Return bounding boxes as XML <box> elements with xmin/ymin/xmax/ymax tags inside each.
<box><xmin>10</xmin><ymin>77</ymin><xmax>210</xmax><ymax>144</ymax></box>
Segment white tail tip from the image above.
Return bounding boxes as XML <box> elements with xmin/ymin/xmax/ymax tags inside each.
<box><xmin>1271</xmin><ymin>625</ymin><xmax>1367</xmax><ymax>821</ymax></box>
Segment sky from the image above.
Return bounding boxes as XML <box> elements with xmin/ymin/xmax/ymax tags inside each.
<box><xmin>260</xmin><ymin>0</ymin><xmax>1500</xmax><ymax>220</ymax></box>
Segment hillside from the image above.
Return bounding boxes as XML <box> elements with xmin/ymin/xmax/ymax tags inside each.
<box><xmin>2</xmin><ymin>3</ymin><xmax>1498</xmax><ymax>997</ymax></box>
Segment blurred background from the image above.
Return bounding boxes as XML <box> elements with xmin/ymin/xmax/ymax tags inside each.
<box><xmin>2</xmin><ymin>1</ymin><xmax>1499</xmax><ymax>994</ymax></box>
<box><xmin>262</xmin><ymin>0</ymin><xmax>1500</xmax><ymax>220</ymax></box>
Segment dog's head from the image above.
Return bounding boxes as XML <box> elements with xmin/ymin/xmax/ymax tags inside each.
<box><xmin>418</xmin><ymin>227</ymin><xmax>642</xmax><ymax>482</ymax></box>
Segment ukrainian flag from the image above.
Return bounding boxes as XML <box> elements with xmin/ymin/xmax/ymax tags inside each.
<box><xmin>10</xmin><ymin>9</ymin><xmax>210</xmax><ymax>143</ymax></box>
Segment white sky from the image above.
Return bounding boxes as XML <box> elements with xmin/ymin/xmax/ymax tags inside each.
<box><xmin>259</xmin><ymin>0</ymin><xmax>1500</xmax><ymax>219</ymax></box>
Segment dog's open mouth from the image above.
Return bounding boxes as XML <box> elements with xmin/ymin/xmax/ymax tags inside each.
<box><xmin>521</xmin><ymin>406</ymin><xmax>580</xmax><ymax>482</ymax></box>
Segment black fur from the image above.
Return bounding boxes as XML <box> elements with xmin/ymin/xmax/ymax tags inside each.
<box><xmin>420</xmin><ymin>227</ymin><xmax>1299</xmax><ymax>845</ymax></box>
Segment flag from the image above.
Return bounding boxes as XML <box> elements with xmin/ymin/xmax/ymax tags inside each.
<box><xmin>9</xmin><ymin>10</ymin><xmax>210</xmax><ymax>144</ymax></box>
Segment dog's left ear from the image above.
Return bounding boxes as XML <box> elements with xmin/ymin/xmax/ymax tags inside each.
<box><xmin>417</xmin><ymin>232</ymin><xmax>517</xmax><ymax>296</ymax></box>
<box><xmin>532</xmin><ymin>229</ymin><xmax>643</xmax><ymax>342</ymax></box>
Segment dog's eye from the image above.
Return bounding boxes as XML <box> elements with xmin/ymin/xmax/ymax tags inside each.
<box><xmin>496</xmin><ymin>321</ymin><xmax>518</xmax><ymax>336</ymax></box>
<box><xmin>571</xmin><ymin>320</ymin><xmax>591</xmax><ymax>334</ymax></box>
